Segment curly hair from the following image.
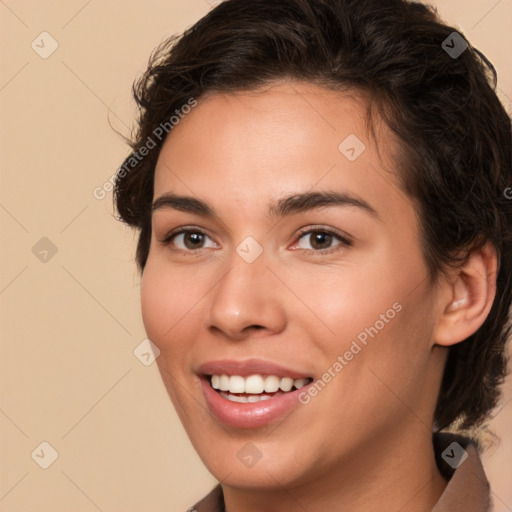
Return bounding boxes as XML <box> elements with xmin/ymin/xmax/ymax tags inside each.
<box><xmin>113</xmin><ymin>0</ymin><xmax>512</xmax><ymax>432</ymax></box>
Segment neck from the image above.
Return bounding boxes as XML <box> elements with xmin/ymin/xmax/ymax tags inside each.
<box><xmin>222</xmin><ymin>427</ymin><xmax>447</xmax><ymax>512</ymax></box>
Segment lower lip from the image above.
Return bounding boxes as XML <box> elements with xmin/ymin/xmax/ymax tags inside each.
<box><xmin>200</xmin><ymin>377</ymin><xmax>308</xmax><ymax>428</ymax></box>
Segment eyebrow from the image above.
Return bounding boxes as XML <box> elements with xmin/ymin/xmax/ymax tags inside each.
<box><xmin>151</xmin><ymin>191</ymin><xmax>379</xmax><ymax>220</ymax></box>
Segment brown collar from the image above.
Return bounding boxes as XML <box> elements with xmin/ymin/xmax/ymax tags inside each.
<box><xmin>191</xmin><ymin>432</ymin><xmax>491</xmax><ymax>512</ymax></box>
<box><xmin>432</xmin><ymin>432</ymin><xmax>491</xmax><ymax>511</ymax></box>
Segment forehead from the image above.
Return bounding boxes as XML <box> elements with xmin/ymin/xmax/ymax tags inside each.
<box><xmin>153</xmin><ymin>80</ymin><xmax>413</xmax><ymax>225</ymax></box>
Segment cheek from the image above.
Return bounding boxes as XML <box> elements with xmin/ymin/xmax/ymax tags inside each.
<box><xmin>288</xmin><ymin>262</ymin><xmax>399</xmax><ymax>344</ymax></box>
<box><xmin>326</xmin><ymin>280</ymin><xmax>436</xmax><ymax>414</ymax></box>
<box><xmin>140</xmin><ymin>258</ymin><xmax>206</xmax><ymax>351</ymax></box>
<box><xmin>290</xmin><ymin>251</ymin><xmax>432</xmax><ymax>371</ymax></box>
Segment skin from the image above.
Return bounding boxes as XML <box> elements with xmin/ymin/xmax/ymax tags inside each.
<box><xmin>140</xmin><ymin>80</ymin><xmax>497</xmax><ymax>511</ymax></box>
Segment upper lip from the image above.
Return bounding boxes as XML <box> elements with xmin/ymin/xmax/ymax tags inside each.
<box><xmin>197</xmin><ymin>359</ymin><xmax>313</xmax><ymax>379</ymax></box>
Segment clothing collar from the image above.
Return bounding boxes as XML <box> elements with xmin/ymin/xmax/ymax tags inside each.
<box><xmin>191</xmin><ymin>432</ymin><xmax>491</xmax><ymax>512</ymax></box>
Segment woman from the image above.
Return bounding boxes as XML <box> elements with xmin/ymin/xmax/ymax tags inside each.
<box><xmin>113</xmin><ymin>0</ymin><xmax>512</xmax><ymax>510</ymax></box>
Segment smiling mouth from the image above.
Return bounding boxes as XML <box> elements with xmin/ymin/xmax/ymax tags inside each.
<box><xmin>206</xmin><ymin>374</ymin><xmax>314</xmax><ymax>403</ymax></box>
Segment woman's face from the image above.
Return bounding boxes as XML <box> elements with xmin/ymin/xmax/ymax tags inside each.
<box><xmin>141</xmin><ymin>81</ymin><xmax>446</xmax><ymax>490</ymax></box>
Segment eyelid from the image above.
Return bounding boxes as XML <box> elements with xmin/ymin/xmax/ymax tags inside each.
<box><xmin>296</xmin><ymin>225</ymin><xmax>353</xmax><ymax>242</ymax></box>
<box><xmin>291</xmin><ymin>225</ymin><xmax>353</xmax><ymax>253</ymax></box>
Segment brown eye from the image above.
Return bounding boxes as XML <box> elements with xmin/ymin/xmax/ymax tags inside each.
<box><xmin>308</xmin><ymin>231</ymin><xmax>334</xmax><ymax>250</ymax></box>
<box><xmin>161</xmin><ymin>229</ymin><xmax>217</xmax><ymax>251</ymax></box>
<box><xmin>182</xmin><ymin>232</ymin><xmax>206</xmax><ymax>249</ymax></box>
<box><xmin>296</xmin><ymin>228</ymin><xmax>352</xmax><ymax>253</ymax></box>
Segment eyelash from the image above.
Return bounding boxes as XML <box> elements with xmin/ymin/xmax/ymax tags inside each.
<box><xmin>159</xmin><ymin>225</ymin><xmax>353</xmax><ymax>256</ymax></box>
<box><xmin>295</xmin><ymin>226</ymin><xmax>353</xmax><ymax>254</ymax></box>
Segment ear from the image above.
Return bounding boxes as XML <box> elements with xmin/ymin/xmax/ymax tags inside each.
<box><xmin>433</xmin><ymin>242</ymin><xmax>498</xmax><ymax>347</ymax></box>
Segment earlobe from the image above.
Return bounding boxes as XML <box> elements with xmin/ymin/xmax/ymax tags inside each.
<box><xmin>434</xmin><ymin>243</ymin><xmax>498</xmax><ymax>347</ymax></box>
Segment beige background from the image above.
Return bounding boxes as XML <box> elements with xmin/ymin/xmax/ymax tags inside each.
<box><xmin>0</xmin><ymin>1</ymin><xmax>511</xmax><ymax>510</ymax></box>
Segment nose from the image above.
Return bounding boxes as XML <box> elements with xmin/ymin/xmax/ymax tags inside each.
<box><xmin>207</xmin><ymin>255</ymin><xmax>287</xmax><ymax>341</ymax></box>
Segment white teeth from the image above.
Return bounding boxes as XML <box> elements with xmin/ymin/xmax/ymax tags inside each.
<box><xmin>245</xmin><ymin>375</ymin><xmax>265</xmax><ymax>394</ymax></box>
<box><xmin>219</xmin><ymin>375</ymin><xmax>230</xmax><ymax>391</ymax></box>
<box><xmin>264</xmin><ymin>375</ymin><xmax>280</xmax><ymax>393</ymax></box>
<box><xmin>293</xmin><ymin>378</ymin><xmax>309</xmax><ymax>389</ymax></box>
<box><xmin>221</xmin><ymin>392</ymin><xmax>274</xmax><ymax>403</ymax></box>
<box><xmin>229</xmin><ymin>375</ymin><xmax>245</xmax><ymax>393</ymax></box>
<box><xmin>210</xmin><ymin>374</ymin><xmax>311</xmax><ymax>394</ymax></box>
<box><xmin>280</xmin><ymin>377</ymin><xmax>294</xmax><ymax>392</ymax></box>
<box><xmin>223</xmin><ymin>393</ymin><xmax>248</xmax><ymax>403</ymax></box>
